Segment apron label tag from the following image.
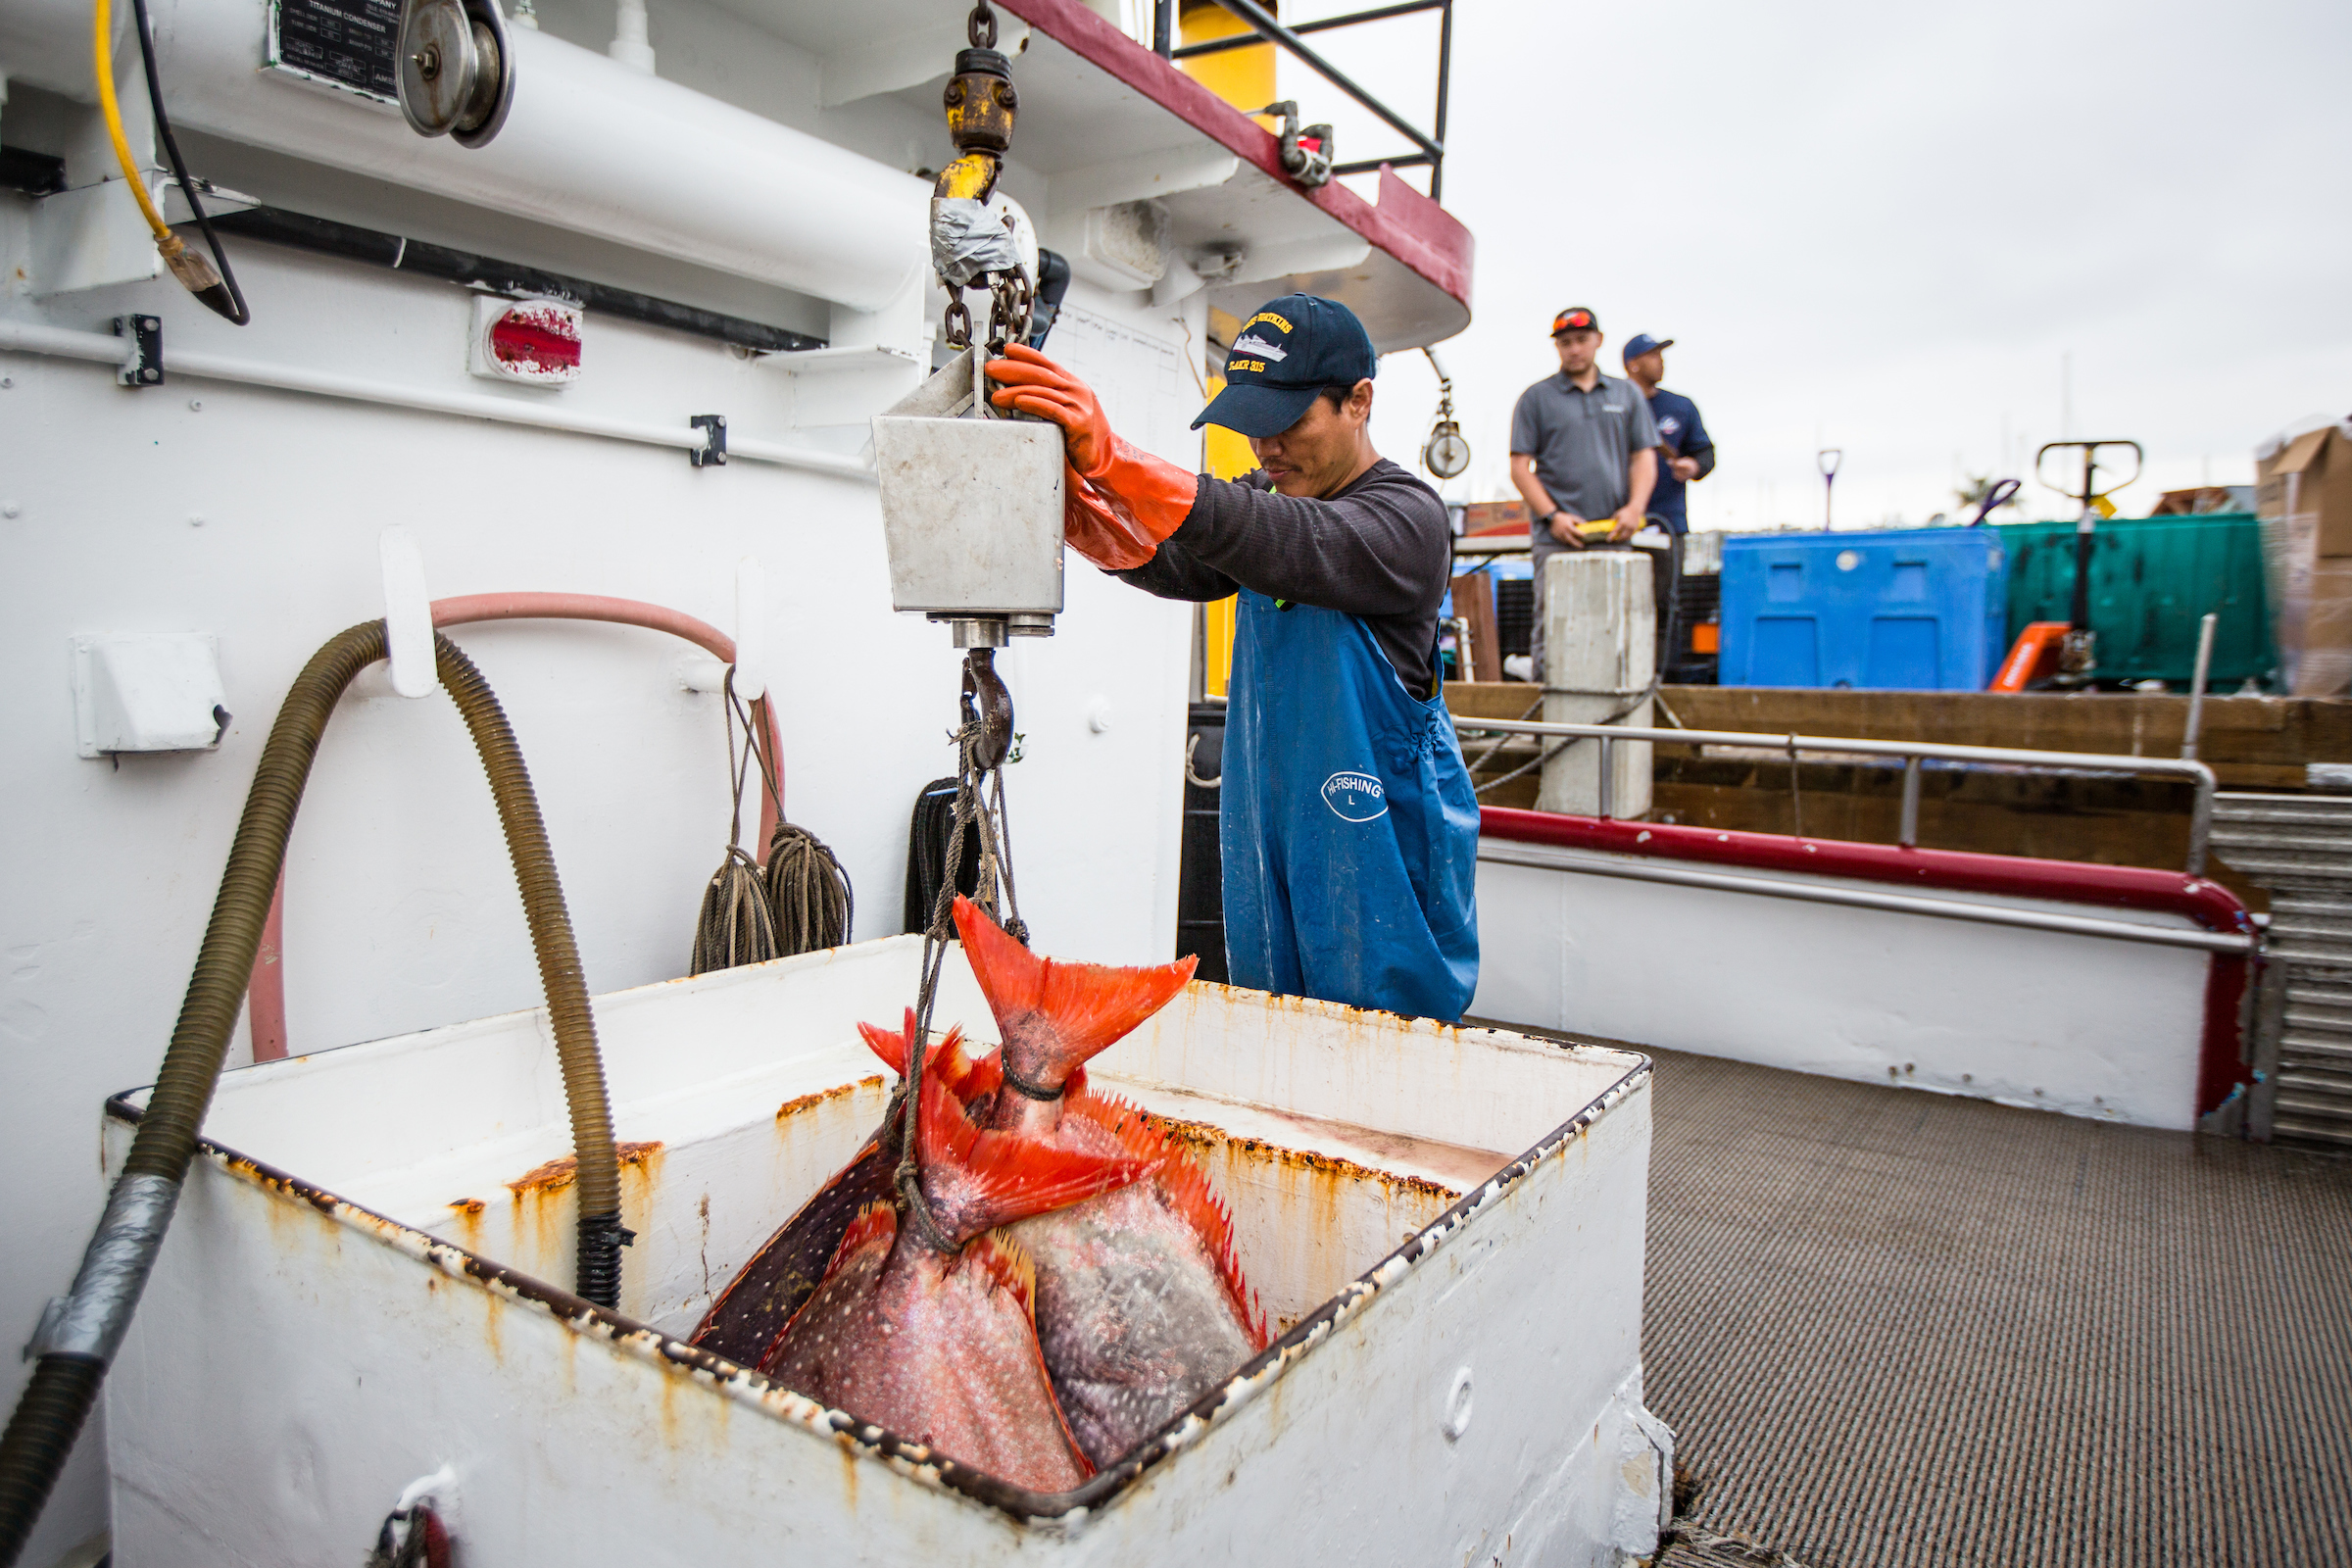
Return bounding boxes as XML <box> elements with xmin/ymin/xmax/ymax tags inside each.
<box><xmin>1321</xmin><ymin>771</ymin><xmax>1389</xmax><ymax>822</ymax></box>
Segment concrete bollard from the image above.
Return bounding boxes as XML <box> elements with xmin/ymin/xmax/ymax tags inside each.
<box><xmin>1539</xmin><ymin>551</ymin><xmax>1654</xmax><ymax>817</ymax></box>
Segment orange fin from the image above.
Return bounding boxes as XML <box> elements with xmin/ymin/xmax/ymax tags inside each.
<box><xmin>858</xmin><ymin>1008</ymin><xmax>916</xmax><ymax>1076</ymax></box>
<box><xmin>822</xmin><ymin>1200</ymin><xmax>898</xmax><ymax>1283</ymax></box>
<box><xmin>1065</xmin><ymin>1092</ymin><xmax>1272</xmax><ymax>1351</ymax></box>
<box><xmin>915</xmin><ymin>1071</ymin><xmax>1156</xmax><ymax>1245</ymax></box>
<box><xmin>934</xmin><ymin>1032</ymin><xmax>1000</xmax><ymax>1105</ymax></box>
<box><xmin>969</xmin><ymin>1228</ymin><xmax>1096</xmax><ymax>1478</ymax></box>
<box><xmin>961</xmin><ymin>1229</ymin><xmax>1037</xmax><ymax>1319</ymax></box>
<box><xmin>859</xmin><ymin>1012</ymin><xmax>999</xmax><ymax>1105</ymax></box>
<box><xmin>952</xmin><ymin>896</ymin><xmax>1197</xmax><ymax>1091</ymax></box>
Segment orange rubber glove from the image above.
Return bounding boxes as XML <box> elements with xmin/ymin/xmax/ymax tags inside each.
<box><xmin>989</xmin><ymin>344</ymin><xmax>1198</xmax><ymax>567</ymax></box>
<box><xmin>1060</xmin><ymin>462</ymin><xmax>1195</xmax><ymax>570</ymax></box>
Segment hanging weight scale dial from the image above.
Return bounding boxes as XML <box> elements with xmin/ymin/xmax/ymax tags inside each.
<box><xmin>1421</xmin><ymin>347</ymin><xmax>1470</xmax><ymax>479</ymax></box>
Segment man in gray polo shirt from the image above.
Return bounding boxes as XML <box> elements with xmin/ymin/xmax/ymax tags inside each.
<box><xmin>1508</xmin><ymin>306</ymin><xmax>1658</xmax><ymax>675</ymax></box>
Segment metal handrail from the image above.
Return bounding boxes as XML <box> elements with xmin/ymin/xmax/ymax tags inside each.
<box><xmin>1174</xmin><ymin>0</ymin><xmax>1445</xmax><ymax>56</ymax></box>
<box><xmin>1154</xmin><ymin>0</ymin><xmax>1455</xmax><ymax>198</ymax></box>
<box><xmin>1478</xmin><ymin>841</ymin><xmax>2254</xmax><ymax>956</ymax></box>
<box><xmin>1450</xmin><ymin>716</ymin><xmax>2220</xmax><ymax>875</ymax></box>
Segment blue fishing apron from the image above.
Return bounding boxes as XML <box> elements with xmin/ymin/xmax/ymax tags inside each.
<box><xmin>1221</xmin><ymin>589</ymin><xmax>1480</xmax><ymax>1020</ymax></box>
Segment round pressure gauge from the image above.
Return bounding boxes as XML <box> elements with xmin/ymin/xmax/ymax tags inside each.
<box><xmin>1423</xmin><ymin>421</ymin><xmax>1471</xmax><ymax>479</ymax></box>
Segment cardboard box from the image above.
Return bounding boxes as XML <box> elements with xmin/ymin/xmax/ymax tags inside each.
<box><xmin>1459</xmin><ymin>500</ymin><xmax>1532</xmax><ymax>537</ymax></box>
<box><xmin>2258</xmin><ymin>422</ymin><xmax>2352</xmax><ymax>694</ymax></box>
<box><xmin>2258</xmin><ymin>423</ymin><xmax>2352</xmax><ymax>555</ymax></box>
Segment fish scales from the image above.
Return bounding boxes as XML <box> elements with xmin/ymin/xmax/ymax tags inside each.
<box><xmin>1014</xmin><ymin>1181</ymin><xmax>1259</xmax><ymax>1464</ymax></box>
<box><xmin>759</xmin><ymin>1028</ymin><xmax>1152</xmax><ymax>1494</ymax></box>
<box><xmin>954</xmin><ymin>899</ymin><xmax>1269</xmax><ymax>1467</ymax></box>
<box><xmin>691</xmin><ymin>1019</ymin><xmax>1003</xmax><ymax>1365</ymax></box>
<box><xmin>763</xmin><ymin>1206</ymin><xmax>1091</xmax><ymax>1492</ymax></box>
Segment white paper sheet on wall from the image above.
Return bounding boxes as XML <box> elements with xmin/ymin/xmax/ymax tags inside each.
<box><xmin>1042</xmin><ymin>306</ymin><xmax>1193</xmax><ymax>469</ymax></box>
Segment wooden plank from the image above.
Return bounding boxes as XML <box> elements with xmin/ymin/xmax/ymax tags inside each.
<box><xmin>1651</xmin><ymin>768</ymin><xmax>2268</xmax><ymax>912</ymax></box>
<box><xmin>1441</xmin><ymin>684</ymin><xmax>2308</xmax><ymax>902</ymax></box>
<box><xmin>1449</xmin><ymin>574</ymin><xmax>1502</xmax><ymax>684</ymax></box>
<box><xmin>1446</xmin><ymin>680</ymin><xmax>1542</xmax><ymax>721</ymax></box>
<box><xmin>1659</xmin><ymin>688</ymin><xmax>2352</xmax><ymax>771</ymax></box>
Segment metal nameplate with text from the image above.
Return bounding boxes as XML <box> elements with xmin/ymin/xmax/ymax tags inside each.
<box><xmin>267</xmin><ymin>0</ymin><xmax>402</xmax><ymax>106</ymax></box>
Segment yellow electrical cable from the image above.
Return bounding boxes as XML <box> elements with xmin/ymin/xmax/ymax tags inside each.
<box><xmin>93</xmin><ymin>0</ymin><xmax>233</xmax><ymax>307</ymax></box>
<box><xmin>92</xmin><ymin>0</ymin><xmax>172</xmax><ymax>243</ymax></box>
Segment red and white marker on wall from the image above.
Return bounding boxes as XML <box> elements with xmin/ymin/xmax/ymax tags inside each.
<box><xmin>469</xmin><ymin>295</ymin><xmax>583</xmax><ymax>384</ymax></box>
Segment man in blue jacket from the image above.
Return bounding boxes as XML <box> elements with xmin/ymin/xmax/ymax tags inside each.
<box><xmin>1623</xmin><ymin>332</ymin><xmax>1716</xmax><ymax>534</ymax></box>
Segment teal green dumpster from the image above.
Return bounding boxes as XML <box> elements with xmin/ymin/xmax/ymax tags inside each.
<box><xmin>1998</xmin><ymin>513</ymin><xmax>2277</xmax><ymax>687</ymax></box>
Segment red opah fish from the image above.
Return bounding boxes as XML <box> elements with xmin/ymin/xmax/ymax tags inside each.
<box><xmin>951</xmin><ymin>897</ymin><xmax>1272</xmax><ymax>1467</ymax></box>
<box><xmin>760</xmin><ymin>1022</ymin><xmax>1155</xmax><ymax>1493</ymax></box>
<box><xmin>690</xmin><ymin>1014</ymin><xmax>1001</xmax><ymax>1366</ymax></box>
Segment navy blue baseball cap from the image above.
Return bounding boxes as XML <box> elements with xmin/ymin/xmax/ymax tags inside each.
<box><xmin>1194</xmin><ymin>294</ymin><xmax>1377</xmax><ymax>437</ymax></box>
<box><xmin>1623</xmin><ymin>333</ymin><xmax>1674</xmax><ymax>362</ymax></box>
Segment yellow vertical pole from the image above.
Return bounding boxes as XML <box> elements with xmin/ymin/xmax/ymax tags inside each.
<box><xmin>1198</xmin><ymin>311</ymin><xmax>1258</xmax><ymax>697</ymax></box>
<box><xmin>1180</xmin><ymin>3</ymin><xmax>1276</xmax><ymax>699</ymax></box>
<box><xmin>1178</xmin><ymin>0</ymin><xmax>1277</xmax><ymax>109</ymax></box>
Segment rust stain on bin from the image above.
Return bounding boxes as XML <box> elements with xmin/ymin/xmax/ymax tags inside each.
<box><xmin>777</xmin><ymin>1074</ymin><xmax>885</xmax><ymax>1122</ymax></box>
<box><xmin>1149</xmin><ymin>1115</ymin><xmax>1463</xmax><ymax>1204</ymax></box>
<box><xmin>508</xmin><ymin>1139</ymin><xmax>665</xmax><ymax>1196</ymax></box>
<box><xmin>504</xmin><ymin>1142</ymin><xmax>664</xmax><ymax>1270</ymax></box>
<box><xmin>837</xmin><ymin>1436</ymin><xmax>859</xmax><ymax>1510</ymax></box>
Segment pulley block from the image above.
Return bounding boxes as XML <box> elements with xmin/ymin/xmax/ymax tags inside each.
<box><xmin>397</xmin><ymin>0</ymin><xmax>517</xmax><ymax>148</ymax></box>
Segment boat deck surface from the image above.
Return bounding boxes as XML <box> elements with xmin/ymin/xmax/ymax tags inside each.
<box><xmin>1638</xmin><ymin>1046</ymin><xmax>2352</xmax><ymax>1568</ymax></box>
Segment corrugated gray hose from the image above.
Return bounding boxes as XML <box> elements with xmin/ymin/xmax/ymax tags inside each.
<box><xmin>0</xmin><ymin>622</ymin><xmax>624</xmax><ymax>1565</ymax></box>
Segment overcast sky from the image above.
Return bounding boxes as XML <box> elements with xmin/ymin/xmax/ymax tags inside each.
<box><xmin>1276</xmin><ymin>0</ymin><xmax>2352</xmax><ymax>528</ymax></box>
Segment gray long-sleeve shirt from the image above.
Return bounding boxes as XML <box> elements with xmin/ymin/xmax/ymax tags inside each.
<box><xmin>1113</xmin><ymin>459</ymin><xmax>1451</xmax><ymax>696</ymax></box>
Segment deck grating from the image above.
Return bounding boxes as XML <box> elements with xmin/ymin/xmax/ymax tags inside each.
<box><xmin>1642</xmin><ymin>1047</ymin><xmax>2352</xmax><ymax>1568</ymax></box>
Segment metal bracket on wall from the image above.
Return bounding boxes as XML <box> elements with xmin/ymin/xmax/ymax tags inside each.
<box><xmin>115</xmin><ymin>315</ymin><xmax>163</xmax><ymax>388</ymax></box>
<box><xmin>690</xmin><ymin>415</ymin><xmax>728</xmax><ymax>467</ymax></box>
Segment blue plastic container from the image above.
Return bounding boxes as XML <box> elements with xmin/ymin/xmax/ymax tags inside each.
<box><xmin>1720</xmin><ymin>528</ymin><xmax>2009</xmax><ymax>689</ymax></box>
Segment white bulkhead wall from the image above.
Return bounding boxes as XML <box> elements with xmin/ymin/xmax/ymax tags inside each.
<box><xmin>0</xmin><ymin>0</ymin><xmax>1214</xmax><ymax>1556</ymax></box>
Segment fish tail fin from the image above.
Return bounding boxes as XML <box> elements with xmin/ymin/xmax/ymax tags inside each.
<box><xmin>824</xmin><ymin>1200</ymin><xmax>899</xmax><ymax>1283</ymax></box>
<box><xmin>860</xmin><ymin>1014</ymin><xmax>1001</xmax><ymax>1102</ymax></box>
<box><xmin>858</xmin><ymin>1008</ymin><xmax>917</xmax><ymax>1076</ymax></box>
<box><xmin>1066</xmin><ymin>1092</ymin><xmax>1272</xmax><ymax>1351</ymax></box>
<box><xmin>969</xmin><ymin>1228</ymin><xmax>1097</xmax><ymax>1479</ymax></box>
<box><xmin>952</xmin><ymin>895</ymin><xmax>1198</xmax><ymax>1089</ymax></box>
<box><xmin>962</xmin><ymin>1229</ymin><xmax>1037</xmax><ymax>1318</ymax></box>
<box><xmin>915</xmin><ymin>1071</ymin><xmax>1156</xmax><ymax>1244</ymax></box>
<box><xmin>933</xmin><ymin>1029</ymin><xmax>998</xmax><ymax>1103</ymax></box>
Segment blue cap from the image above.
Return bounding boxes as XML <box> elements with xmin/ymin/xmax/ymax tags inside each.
<box><xmin>1622</xmin><ymin>333</ymin><xmax>1674</xmax><ymax>363</ymax></box>
<box><xmin>1194</xmin><ymin>294</ymin><xmax>1377</xmax><ymax>437</ymax></box>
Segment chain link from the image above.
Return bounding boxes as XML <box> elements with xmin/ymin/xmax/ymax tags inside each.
<box><xmin>939</xmin><ymin>259</ymin><xmax>1033</xmax><ymax>359</ymax></box>
<box><xmin>987</xmin><ymin>270</ymin><xmax>1033</xmax><ymax>355</ymax></box>
<box><xmin>967</xmin><ymin>0</ymin><xmax>997</xmax><ymax>49</ymax></box>
<box><xmin>888</xmin><ymin>651</ymin><xmax>1026</xmax><ymax>1244</ymax></box>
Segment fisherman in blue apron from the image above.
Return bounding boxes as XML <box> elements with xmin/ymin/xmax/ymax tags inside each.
<box><xmin>988</xmin><ymin>294</ymin><xmax>1478</xmax><ymax>1020</ymax></box>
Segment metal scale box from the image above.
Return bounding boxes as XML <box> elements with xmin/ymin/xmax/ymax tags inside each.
<box><xmin>873</xmin><ymin>348</ymin><xmax>1065</xmax><ymax>646</ymax></box>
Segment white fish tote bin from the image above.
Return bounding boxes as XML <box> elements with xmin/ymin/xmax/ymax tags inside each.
<box><xmin>98</xmin><ymin>936</ymin><xmax>1670</xmax><ymax>1566</ymax></box>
